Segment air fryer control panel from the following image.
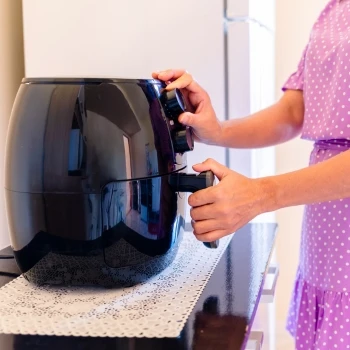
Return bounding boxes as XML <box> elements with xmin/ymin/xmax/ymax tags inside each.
<box><xmin>160</xmin><ymin>89</ymin><xmax>194</xmax><ymax>154</ymax></box>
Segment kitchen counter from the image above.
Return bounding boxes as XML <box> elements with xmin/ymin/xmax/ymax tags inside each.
<box><xmin>0</xmin><ymin>222</ymin><xmax>277</xmax><ymax>350</ymax></box>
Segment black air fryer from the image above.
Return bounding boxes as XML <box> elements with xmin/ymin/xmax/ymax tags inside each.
<box><xmin>4</xmin><ymin>78</ymin><xmax>218</xmax><ymax>287</ymax></box>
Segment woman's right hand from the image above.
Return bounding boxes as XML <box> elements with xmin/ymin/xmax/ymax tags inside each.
<box><xmin>152</xmin><ymin>69</ymin><xmax>222</xmax><ymax>145</ymax></box>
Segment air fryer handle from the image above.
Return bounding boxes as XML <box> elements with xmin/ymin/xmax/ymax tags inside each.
<box><xmin>168</xmin><ymin>171</ymin><xmax>219</xmax><ymax>249</ymax></box>
<box><xmin>169</xmin><ymin>170</ymin><xmax>214</xmax><ymax>193</ymax></box>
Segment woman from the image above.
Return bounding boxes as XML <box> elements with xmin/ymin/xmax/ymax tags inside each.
<box><xmin>153</xmin><ymin>0</ymin><xmax>350</xmax><ymax>348</ymax></box>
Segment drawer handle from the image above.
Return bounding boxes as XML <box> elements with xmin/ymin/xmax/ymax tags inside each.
<box><xmin>246</xmin><ymin>330</ymin><xmax>264</xmax><ymax>350</ymax></box>
<box><xmin>261</xmin><ymin>264</ymin><xmax>279</xmax><ymax>303</ymax></box>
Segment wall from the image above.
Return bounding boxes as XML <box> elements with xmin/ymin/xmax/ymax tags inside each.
<box><xmin>274</xmin><ymin>0</ymin><xmax>329</xmax><ymax>326</ymax></box>
<box><xmin>0</xmin><ymin>0</ymin><xmax>25</xmax><ymax>248</ymax></box>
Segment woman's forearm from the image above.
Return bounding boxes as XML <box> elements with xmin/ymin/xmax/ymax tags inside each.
<box><xmin>260</xmin><ymin>150</ymin><xmax>350</xmax><ymax>212</ymax></box>
<box><xmin>216</xmin><ymin>90</ymin><xmax>305</xmax><ymax>149</ymax></box>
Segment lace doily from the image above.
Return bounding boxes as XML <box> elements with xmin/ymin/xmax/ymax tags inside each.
<box><xmin>23</xmin><ymin>235</ymin><xmax>182</xmax><ymax>288</ymax></box>
<box><xmin>0</xmin><ymin>232</ymin><xmax>232</xmax><ymax>338</ymax></box>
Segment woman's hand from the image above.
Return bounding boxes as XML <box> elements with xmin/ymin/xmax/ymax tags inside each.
<box><xmin>189</xmin><ymin>158</ymin><xmax>271</xmax><ymax>242</ymax></box>
<box><xmin>152</xmin><ymin>69</ymin><xmax>222</xmax><ymax>145</ymax></box>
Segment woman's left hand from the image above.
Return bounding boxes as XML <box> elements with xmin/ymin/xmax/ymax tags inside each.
<box><xmin>189</xmin><ymin>158</ymin><xmax>270</xmax><ymax>242</ymax></box>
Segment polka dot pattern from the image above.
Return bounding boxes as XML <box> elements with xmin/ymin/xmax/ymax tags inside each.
<box><xmin>282</xmin><ymin>0</ymin><xmax>350</xmax><ymax>141</ymax></box>
<box><xmin>287</xmin><ymin>270</ymin><xmax>350</xmax><ymax>350</ymax></box>
<box><xmin>282</xmin><ymin>1</ymin><xmax>350</xmax><ymax>348</ymax></box>
<box><xmin>286</xmin><ymin>143</ymin><xmax>350</xmax><ymax>349</ymax></box>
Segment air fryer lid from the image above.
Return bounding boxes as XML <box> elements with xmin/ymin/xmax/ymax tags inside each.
<box><xmin>6</xmin><ymin>78</ymin><xmax>193</xmax><ymax>196</ymax></box>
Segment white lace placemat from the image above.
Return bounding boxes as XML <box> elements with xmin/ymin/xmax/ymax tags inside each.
<box><xmin>0</xmin><ymin>232</ymin><xmax>231</xmax><ymax>338</ymax></box>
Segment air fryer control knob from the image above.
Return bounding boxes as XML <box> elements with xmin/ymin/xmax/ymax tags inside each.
<box><xmin>160</xmin><ymin>89</ymin><xmax>186</xmax><ymax>119</ymax></box>
<box><xmin>173</xmin><ymin>128</ymin><xmax>194</xmax><ymax>153</ymax></box>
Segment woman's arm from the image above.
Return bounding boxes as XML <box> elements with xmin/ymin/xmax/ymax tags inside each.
<box><xmin>152</xmin><ymin>69</ymin><xmax>304</xmax><ymax>149</ymax></box>
<box><xmin>189</xmin><ymin>152</ymin><xmax>350</xmax><ymax>242</ymax></box>
<box><xmin>218</xmin><ymin>89</ymin><xmax>305</xmax><ymax>148</ymax></box>
<box><xmin>261</xmin><ymin>149</ymin><xmax>350</xmax><ymax>211</ymax></box>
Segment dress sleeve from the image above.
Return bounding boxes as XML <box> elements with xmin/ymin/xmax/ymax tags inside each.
<box><xmin>282</xmin><ymin>44</ymin><xmax>309</xmax><ymax>91</ymax></box>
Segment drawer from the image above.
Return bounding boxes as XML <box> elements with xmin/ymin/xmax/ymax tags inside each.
<box><xmin>260</xmin><ymin>263</ymin><xmax>279</xmax><ymax>303</ymax></box>
<box><xmin>247</xmin><ymin>261</ymin><xmax>279</xmax><ymax>350</ymax></box>
<box><xmin>246</xmin><ymin>330</ymin><xmax>264</xmax><ymax>350</ymax></box>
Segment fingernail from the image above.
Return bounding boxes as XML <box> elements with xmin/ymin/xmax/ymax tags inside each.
<box><xmin>178</xmin><ymin>115</ymin><xmax>186</xmax><ymax>123</ymax></box>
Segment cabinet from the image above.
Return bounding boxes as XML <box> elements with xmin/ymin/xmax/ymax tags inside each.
<box><xmin>246</xmin><ymin>249</ymin><xmax>279</xmax><ymax>350</ymax></box>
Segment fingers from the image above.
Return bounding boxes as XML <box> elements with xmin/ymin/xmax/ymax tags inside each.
<box><xmin>190</xmin><ymin>204</ymin><xmax>217</xmax><ymax>221</ymax></box>
<box><xmin>191</xmin><ymin>218</ymin><xmax>226</xmax><ymax>235</ymax></box>
<box><xmin>189</xmin><ymin>182</ymin><xmax>229</xmax><ymax>207</ymax></box>
<box><xmin>190</xmin><ymin>217</ymin><xmax>237</xmax><ymax>242</ymax></box>
<box><xmin>192</xmin><ymin>158</ymin><xmax>229</xmax><ymax>181</ymax></box>
<box><xmin>190</xmin><ymin>203</ymin><xmax>232</xmax><ymax>231</ymax></box>
<box><xmin>192</xmin><ymin>227</ymin><xmax>230</xmax><ymax>243</ymax></box>
<box><xmin>165</xmin><ymin>72</ymin><xmax>197</xmax><ymax>92</ymax></box>
<box><xmin>188</xmin><ymin>186</ymin><xmax>217</xmax><ymax>207</ymax></box>
<box><xmin>152</xmin><ymin>69</ymin><xmax>186</xmax><ymax>81</ymax></box>
<box><xmin>152</xmin><ymin>69</ymin><xmax>202</xmax><ymax>94</ymax></box>
<box><xmin>178</xmin><ymin>112</ymin><xmax>197</xmax><ymax>127</ymax></box>
<box><xmin>187</xmin><ymin>159</ymin><xmax>232</xmax><ymax>207</ymax></box>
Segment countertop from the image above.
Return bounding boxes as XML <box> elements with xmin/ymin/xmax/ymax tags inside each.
<box><xmin>0</xmin><ymin>222</ymin><xmax>277</xmax><ymax>350</ymax></box>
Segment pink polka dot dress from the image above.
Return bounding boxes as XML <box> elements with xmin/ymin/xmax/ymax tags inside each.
<box><xmin>282</xmin><ymin>0</ymin><xmax>350</xmax><ymax>348</ymax></box>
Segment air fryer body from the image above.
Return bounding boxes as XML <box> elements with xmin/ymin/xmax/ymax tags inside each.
<box><xmin>5</xmin><ymin>78</ymin><xmax>190</xmax><ymax>286</ymax></box>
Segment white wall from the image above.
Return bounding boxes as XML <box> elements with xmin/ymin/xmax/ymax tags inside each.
<box><xmin>274</xmin><ymin>0</ymin><xmax>329</xmax><ymax>325</ymax></box>
<box><xmin>0</xmin><ymin>0</ymin><xmax>25</xmax><ymax>248</ymax></box>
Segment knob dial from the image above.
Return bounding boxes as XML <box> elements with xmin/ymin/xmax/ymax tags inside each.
<box><xmin>172</xmin><ymin>128</ymin><xmax>194</xmax><ymax>153</ymax></box>
<box><xmin>160</xmin><ymin>89</ymin><xmax>186</xmax><ymax>120</ymax></box>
